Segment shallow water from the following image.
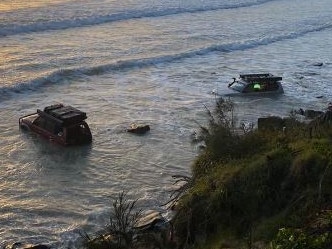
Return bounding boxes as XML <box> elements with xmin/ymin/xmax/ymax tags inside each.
<box><xmin>0</xmin><ymin>0</ymin><xmax>331</xmax><ymax>247</ymax></box>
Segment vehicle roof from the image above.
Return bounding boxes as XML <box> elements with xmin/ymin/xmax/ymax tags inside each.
<box><xmin>38</xmin><ymin>104</ymin><xmax>87</xmax><ymax>126</ymax></box>
<box><xmin>239</xmin><ymin>73</ymin><xmax>282</xmax><ymax>83</ymax></box>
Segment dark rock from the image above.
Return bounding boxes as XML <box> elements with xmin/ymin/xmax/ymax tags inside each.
<box><xmin>303</xmin><ymin>109</ymin><xmax>324</xmax><ymax>119</ymax></box>
<box><xmin>127</xmin><ymin>124</ymin><xmax>150</xmax><ymax>135</ymax></box>
<box><xmin>311</xmin><ymin>110</ymin><xmax>332</xmax><ymax>124</ymax></box>
<box><xmin>257</xmin><ymin>116</ymin><xmax>285</xmax><ymax>131</ymax></box>
<box><xmin>292</xmin><ymin>108</ymin><xmax>324</xmax><ymax>119</ymax></box>
<box><xmin>328</xmin><ymin>103</ymin><xmax>332</xmax><ymax>111</ymax></box>
<box><xmin>292</xmin><ymin>108</ymin><xmax>305</xmax><ymax>116</ymax></box>
<box><xmin>134</xmin><ymin>210</ymin><xmax>167</xmax><ymax>231</ymax></box>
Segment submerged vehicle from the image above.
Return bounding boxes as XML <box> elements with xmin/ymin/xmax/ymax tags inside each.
<box><xmin>19</xmin><ymin>104</ymin><xmax>92</xmax><ymax>146</ymax></box>
<box><xmin>226</xmin><ymin>73</ymin><xmax>284</xmax><ymax>96</ymax></box>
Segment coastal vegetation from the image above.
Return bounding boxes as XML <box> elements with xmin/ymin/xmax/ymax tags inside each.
<box><xmin>81</xmin><ymin>192</ymin><xmax>143</xmax><ymax>249</ymax></box>
<box><xmin>171</xmin><ymin>97</ymin><xmax>332</xmax><ymax>249</ymax></box>
<box><xmin>84</xmin><ymin>97</ymin><xmax>332</xmax><ymax>249</ymax></box>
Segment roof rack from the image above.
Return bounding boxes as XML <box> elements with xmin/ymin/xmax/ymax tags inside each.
<box><xmin>44</xmin><ymin>103</ymin><xmax>64</xmax><ymax>112</ymax></box>
<box><xmin>38</xmin><ymin>104</ymin><xmax>87</xmax><ymax>126</ymax></box>
<box><xmin>240</xmin><ymin>73</ymin><xmax>271</xmax><ymax>78</ymax></box>
<box><xmin>240</xmin><ymin>73</ymin><xmax>282</xmax><ymax>82</ymax></box>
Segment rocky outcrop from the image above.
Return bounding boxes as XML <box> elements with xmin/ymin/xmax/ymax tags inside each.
<box><xmin>127</xmin><ymin>124</ymin><xmax>150</xmax><ymax>135</ymax></box>
<box><xmin>258</xmin><ymin>109</ymin><xmax>332</xmax><ymax>132</ymax></box>
<box><xmin>309</xmin><ymin>110</ymin><xmax>332</xmax><ymax>127</ymax></box>
<box><xmin>293</xmin><ymin>108</ymin><xmax>324</xmax><ymax>119</ymax></box>
<box><xmin>257</xmin><ymin>116</ymin><xmax>285</xmax><ymax>131</ymax></box>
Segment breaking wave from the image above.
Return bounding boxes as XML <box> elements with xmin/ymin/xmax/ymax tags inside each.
<box><xmin>0</xmin><ymin>0</ymin><xmax>276</xmax><ymax>37</ymax></box>
<box><xmin>0</xmin><ymin>19</ymin><xmax>331</xmax><ymax>99</ymax></box>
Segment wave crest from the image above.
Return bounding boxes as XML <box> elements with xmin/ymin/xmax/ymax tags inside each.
<box><xmin>0</xmin><ymin>0</ymin><xmax>276</xmax><ymax>37</ymax></box>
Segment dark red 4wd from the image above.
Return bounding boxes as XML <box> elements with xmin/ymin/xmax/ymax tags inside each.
<box><xmin>19</xmin><ymin>104</ymin><xmax>92</xmax><ymax>146</ymax></box>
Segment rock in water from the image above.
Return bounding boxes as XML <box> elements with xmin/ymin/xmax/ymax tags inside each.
<box><xmin>127</xmin><ymin>124</ymin><xmax>150</xmax><ymax>135</ymax></box>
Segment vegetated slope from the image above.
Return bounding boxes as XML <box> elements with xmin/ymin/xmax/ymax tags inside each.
<box><xmin>173</xmin><ymin>98</ymin><xmax>332</xmax><ymax>249</ymax></box>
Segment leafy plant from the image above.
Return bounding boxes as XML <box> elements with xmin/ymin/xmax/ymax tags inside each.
<box><xmin>107</xmin><ymin>192</ymin><xmax>142</xmax><ymax>248</ymax></box>
<box><xmin>83</xmin><ymin>191</ymin><xmax>141</xmax><ymax>249</ymax></box>
<box><xmin>270</xmin><ymin>227</ymin><xmax>332</xmax><ymax>249</ymax></box>
<box><xmin>173</xmin><ymin>98</ymin><xmax>332</xmax><ymax>249</ymax></box>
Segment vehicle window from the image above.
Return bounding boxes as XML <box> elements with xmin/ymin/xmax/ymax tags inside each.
<box><xmin>66</xmin><ymin>125</ymin><xmax>79</xmax><ymax>140</ymax></box>
<box><xmin>33</xmin><ymin>116</ymin><xmax>45</xmax><ymax>127</ymax></box>
<box><xmin>54</xmin><ymin>125</ymin><xmax>63</xmax><ymax>135</ymax></box>
<box><xmin>258</xmin><ymin>83</ymin><xmax>268</xmax><ymax>91</ymax></box>
<box><xmin>253</xmin><ymin>83</ymin><xmax>261</xmax><ymax>91</ymax></box>
<box><xmin>65</xmin><ymin>123</ymin><xmax>91</xmax><ymax>143</ymax></box>
<box><xmin>230</xmin><ymin>82</ymin><xmax>246</xmax><ymax>92</ymax></box>
<box><xmin>243</xmin><ymin>84</ymin><xmax>255</xmax><ymax>93</ymax></box>
<box><xmin>247</xmin><ymin>83</ymin><xmax>269</xmax><ymax>92</ymax></box>
<box><xmin>267</xmin><ymin>82</ymin><xmax>279</xmax><ymax>90</ymax></box>
<box><xmin>44</xmin><ymin>120</ymin><xmax>56</xmax><ymax>133</ymax></box>
<box><xmin>79</xmin><ymin>123</ymin><xmax>91</xmax><ymax>135</ymax></box>
<box><xmin>34</xmin><ymin>116</ymin><xmax>59</xmax><ymax>134</ymax></box>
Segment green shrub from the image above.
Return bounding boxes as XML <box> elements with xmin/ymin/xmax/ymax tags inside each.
<box><xmin>291</xmin><ymin>150</ymin><xmax>327</xmax><ymax>187</ymax></box>
<box><xmin>270</xmin><ymin>227</ymin><xmax>332</xmax><ymax>249</ymax></box>
<box><xmin>173</xmin><ymin>99</ymin><xmax>332</xmax><ymax>249</ymax></box>
<box><xmin>83</xmin><ymin>192</ymin><xmax>141</xmax><ymax>249</ymax></box>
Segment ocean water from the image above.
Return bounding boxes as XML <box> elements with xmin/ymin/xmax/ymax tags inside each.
<box><xmin>0</xmin><ymin>0</ymin><xmax>331</xmax><ymax>247</ymax></box>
